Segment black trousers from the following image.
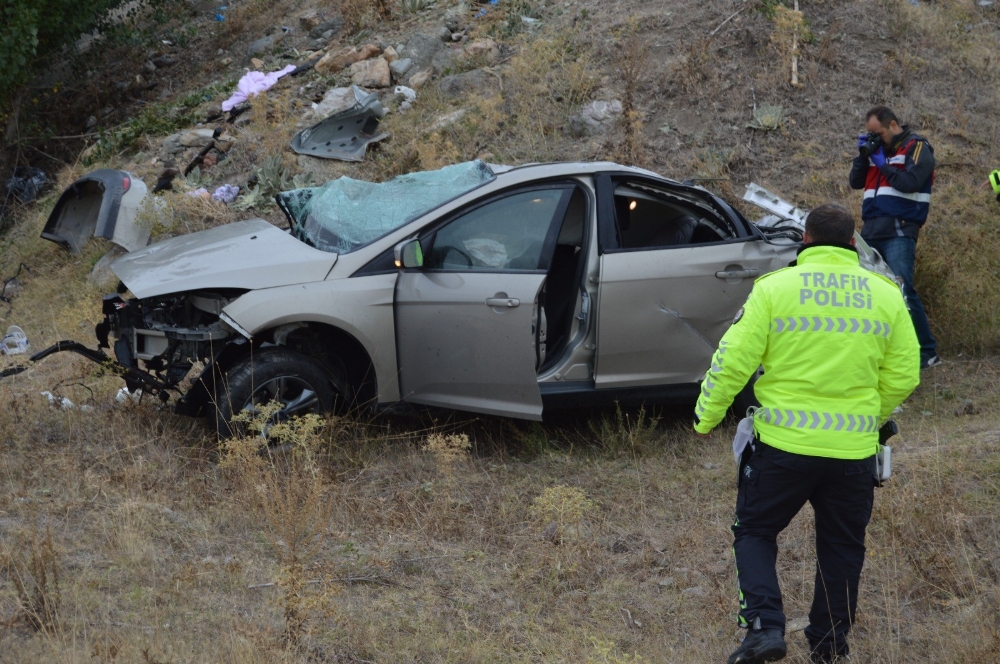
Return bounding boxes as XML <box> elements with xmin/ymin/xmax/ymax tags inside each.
<box><xmin>732</xmin><ymin>441</ymin><xmax>875</xmax><ymax>655</ymax></box>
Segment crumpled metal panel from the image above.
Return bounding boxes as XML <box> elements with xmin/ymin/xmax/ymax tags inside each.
<box><xmin>290</xmin><ymin>86</ymin><xmax>388</xmax><ymax>161</ymax></box>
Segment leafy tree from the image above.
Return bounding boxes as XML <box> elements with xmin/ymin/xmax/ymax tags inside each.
<box><xmin>0</xmin><ymin>0</ymin><xmax>129</xmax><ymax>149</ymax></box>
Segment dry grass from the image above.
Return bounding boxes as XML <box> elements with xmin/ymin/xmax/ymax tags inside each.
<box><xmin>0</xmin><ymin>360</ymin><xmax>998</xmax><ymax>660</ymax></box>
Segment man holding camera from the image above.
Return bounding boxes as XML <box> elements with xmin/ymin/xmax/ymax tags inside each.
<box><xmin>693</xmin><ymin>204</ymin><xmax>920</xmax><ymax>663</ymax></box>
<box><xmin>850</xmin><ymin>105</ymin><xmax>940</xmax><ymax>368</ymax></box>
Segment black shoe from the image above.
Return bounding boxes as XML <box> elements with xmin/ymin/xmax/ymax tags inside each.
<box><xmin>727</xmin><ymin>628</ymin><xmax>787</xmax><ymax>664</ymax></box>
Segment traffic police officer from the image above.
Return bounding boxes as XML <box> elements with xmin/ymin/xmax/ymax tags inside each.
<box><xmin>693</xmin><ymin>204</ymin><xmax>920</xmax><ymax>663</ymax></box>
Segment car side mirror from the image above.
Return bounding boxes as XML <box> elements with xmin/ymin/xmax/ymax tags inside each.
<box><xmin>394</xmin><ymin>238</ymin><xmax>424</xmax><ymax>269</ymax></box>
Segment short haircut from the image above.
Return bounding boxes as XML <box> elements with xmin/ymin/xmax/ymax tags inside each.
<box><xmin>866</xmin><ymin>105</ymin><xmax>899</xmax><ymax>128</ymax></box>
<box><xmin>805</xmin><ymin>204</ymin><xmax>855</xmax><ymax>245</ymax></box>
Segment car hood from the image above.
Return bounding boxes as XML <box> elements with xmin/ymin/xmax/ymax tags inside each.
<box><xmin>112</xmin><ymin>219</ymin><xmax>337</xmax><ymax>298</ymax></box>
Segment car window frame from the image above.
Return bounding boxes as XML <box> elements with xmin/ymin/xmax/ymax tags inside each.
<box><xmin>595</xmin><ymin>172</ymin><xmax>753</xmax><ymax>254</ymax></box>
<box><xmin>414</xmin><ymin>182</ymin><xmax>581</xmax><ymax>275</ymax></box>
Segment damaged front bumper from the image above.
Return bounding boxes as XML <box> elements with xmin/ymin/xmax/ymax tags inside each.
<box><xmin>98</xmin><ymin>288</ymin><xmax>248</xmax><ymax>412</ymax></box>
<box><xmin>1</xmin><ymin>288</ymin><xmax>246</xmax><ymax>413</ymax></box>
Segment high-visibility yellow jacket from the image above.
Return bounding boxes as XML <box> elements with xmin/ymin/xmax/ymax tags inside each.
<box><xmin>693</xmin><ymin>244</ymin><xmax>920</xmax><ymax>459</ymax></box>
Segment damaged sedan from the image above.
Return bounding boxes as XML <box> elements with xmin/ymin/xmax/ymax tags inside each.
<box><xmin>13</xmin><ymin>161</ymin><xmax>895</xmax><ymax>435</ymax></box>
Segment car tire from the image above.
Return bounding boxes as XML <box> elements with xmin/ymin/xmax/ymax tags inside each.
<box><xmin>731</xmin><ymin>368</ymin><xmax>762</xmax><ymax>419</ymax></box>
<box><xmin>210</xmin><ymin>347</ymin><xmax>335</xmax><ymax>439</ymax></box>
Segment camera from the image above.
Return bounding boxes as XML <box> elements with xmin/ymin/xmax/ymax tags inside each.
<box><xmin>859</xmin><ymin>131</ymin><xmax>883</xmax><ymax>158</ymax></box>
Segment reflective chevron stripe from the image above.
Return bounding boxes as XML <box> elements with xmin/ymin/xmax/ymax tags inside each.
<box><xmin>755</xmin><ymin>408</ymin><xmax>880</xmax><ymax>432</ymax></box>
<box><xmin>772</xmin><ymin>317</ymin><xmax>890</xmax><ymax>337</ymax></box>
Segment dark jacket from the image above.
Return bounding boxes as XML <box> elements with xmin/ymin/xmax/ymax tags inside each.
<box><xmin>849</xmin><ymin>126</ymin><xmax>935</xmax><ymax>241</ymax></box>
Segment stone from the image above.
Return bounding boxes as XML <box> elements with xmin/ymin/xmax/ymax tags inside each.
<box><xmin>309</xmin><ymin>18</ymin><xmax>343</xmax><ymax>40</ymax></box>
<box><xmin>383</xmin><ymin>46</ymin><xmax>399</xmax><ymax>63</ymax></box>
<box><xmin>144</xmin><ymin>61</ymin><xmax>157</xmax><ymax>74</ymax></box>
<box><xmin>220</xmin><ymin>57</ymin><xmax>233</xmax><ymax>66</ymax></box>
<box><xmin>349</xmin><ymin>57</ymin><xmax>391</xmax><ymax>88</ymax></box>
<box><xmin>315</xmin><ymin>44</ymin><xmax>381</xmax><ymax>75</ymax></box>
<box><xmin>444</xmin><ymin>12</ymin><xmax>466</xmax><ymax>33</ymax></box>
<box><xmin>438</xmin><ymin>69</ymin><xmax>498</xmax><ymax>99</ymax></box>
<box><xmin>431</xmin><ymin>48</ymin><xmax>456</xmax><ymax>74</ymax></box>
<box><xmin>437</xmin><ymin>26</ymin><xmax>453</xmax><ymax>42</ymax></box>
<box><xmin>462</xmin><ymin>38</ymin><xmax>500</xmax><ymax>64</ymax></box>
<box><xmin>178</xmin><ymin>128</ymin><xmax>217</xmax><ymax>148</ymax></box>
<box><xmin>657</xmin><ymin>577</ymin><xmax>675</xmax><ymax>588</ymax></box>
<box><xmin>151</xmin><ymin>54</ymin><xmax>177</xmax><ymax>68</ymax></box>
<box><xmin>247</xmin><ymin>32</ymin><xmax>285</xmax><ymax>58</ymax></box>
<box><xmin>571</xmin><ymin>99</ymin><xmax>623</xmax><ymax>136</ymax></box>
<box><xmin>299</xmin><ymin>10</ymin><xmax>322</xmax><ymax>30</ymax></box>
<box><xmin>427</xmin><ymin>109</ymin><xmax>466</xmax><ymax>132</ymax></box>
<box><xmin>681</xmin><ymin>586</ymin><xmax>706</xmax><ymax>598</ymax></box>
<box><xmin>161</xmin><ymin>133</ymin><xmax>183</xmax><ymax>155</ymax></box>
<box><xmin>308</xmin><ymin>87</ymin><xmax>361</xmax><ymax>120</ymax></box>
<box><xmin>409</xmin><ymin>70</ymin><xmax>432</xmax><ymax>88</ymax></box>
<box><xmin>251</xmin><ymin>57</ymin><xmax>265</xmax><ymax>69</ymax></box>
<box><xmin>322</xmin><ymin>29</ymin><xmax>335</xmax><ymax>40</ymax></box>
<box><xmin>404</xmin><ymin>33</ymin><xmax>443</xmax><ymax>71</ymax></box>
<box><xmin>390</xmin><ymin>58</ymin><xmax>413</xmax><ymax>78</ymax></box>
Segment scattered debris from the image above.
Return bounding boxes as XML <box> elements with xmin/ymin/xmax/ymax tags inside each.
<box><xmin>1</xmin><ymin>326</ymin><xmax>29</xmax><ymax>355</ymax></box>
<box><xmin>395</xmin><ymin>86</ymin><xmax>418</xmax><ymax>102</ymax></box>
<box><xmin>290</xmin><ymin>86</ymin><xmax>388</xmax><ymax>161</ymax></box>
<box><xmin>221</xmin><ymin>65</ymin><xmax>297</xmax><ymax>112</ymax></box>
<box><xmin>42</xmin><ymin>170</ymin><xmax>156</xmax><ymax>253</ymax></box>
<box><xmin>116</xmin><ymin>387</ymin><xmax>143</xmax><ymax>404</ymax></box>
<box><xmin>4</xmin><ymin>167</ymin><xmax>48</xmax><ymax>204</ymax></box>
<box><xmin>1</xmin><ymin>263</ymin><xmax>29</xmax><ymax>305</ymax></box>
<box><xmin>212</xmin><ymin>184</ymin><xmax>240</xmax><ymax>203</ymax></box>
<box><xmin>40</xmin><ymin>391</ymin><xmax>76</xmax><ymax>409</ymax></box>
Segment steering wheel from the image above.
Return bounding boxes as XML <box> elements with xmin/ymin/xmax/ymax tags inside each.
<box><xmin>444</xmin><ymin>246</ymin><xmax>476</xmax><ymax>267</ymax></box>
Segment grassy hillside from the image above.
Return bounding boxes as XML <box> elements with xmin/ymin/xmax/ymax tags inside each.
<box><xmin>1</xmin><ymin>0</ymin><xmax>999</xmax><ymax>660</ymax></box>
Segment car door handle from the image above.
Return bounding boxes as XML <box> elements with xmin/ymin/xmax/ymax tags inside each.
<box><xmin>486</xmin><ymin>297</ymin><xmax>520</xmax><ymax>308</ymax></box>
<box><xmin>715</xmin><ymin>268</ymin><xmax>760</xmax><ymax>279</ymax></box>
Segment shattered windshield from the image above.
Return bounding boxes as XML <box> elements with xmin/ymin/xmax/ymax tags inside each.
<box><xmin>276</xmin><ymin>160</ymin><xmax>496</xmax><ymax>254</ymax></box>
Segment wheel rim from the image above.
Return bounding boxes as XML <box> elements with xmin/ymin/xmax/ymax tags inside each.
<box><xmin>241</xmin><ymin>375</ymin><xmax>322</xmax><ymax>430</ymax></box>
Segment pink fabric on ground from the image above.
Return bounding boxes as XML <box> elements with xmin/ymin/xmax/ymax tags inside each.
<box><xmin>221</xmin><ymin>65</ymin><xmax>297</xmax><ymax>111</ymax></box>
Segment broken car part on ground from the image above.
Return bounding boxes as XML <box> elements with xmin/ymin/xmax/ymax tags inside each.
<box><xmin>3</xmin><ymin>162</ymin><xmax>897</xmax><ymax>437</ymax></box>
<box><xmin>290</xmin><ymin>86</ymin><xmax>389</xmax><ymax>161</ymax></box>
<box><xmin>41</xmin><ymin>169</ymin><xmax>155</xmax><ymax>253</ymax></box>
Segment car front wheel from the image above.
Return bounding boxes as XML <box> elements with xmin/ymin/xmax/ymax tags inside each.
<box><xmin>210</xmin><ymin>347</ymin><xmax>335</xmax><ymax>438</ymax></box>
